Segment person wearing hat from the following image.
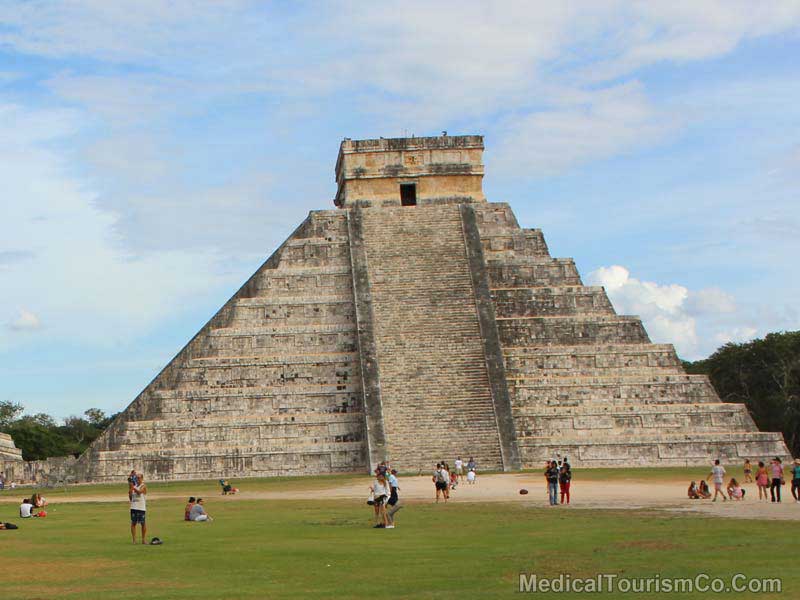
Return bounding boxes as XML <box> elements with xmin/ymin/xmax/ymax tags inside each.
<box><xmin>791</xmin><ymin>459</ymin><xmax>800</xmax><ymax>503</ymax></box>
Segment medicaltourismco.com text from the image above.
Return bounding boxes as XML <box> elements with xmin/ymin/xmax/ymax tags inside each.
<box><xmin>518</xmin><ymin>573</ymin><xmax>782</xmax><ymax>594</ymax></box>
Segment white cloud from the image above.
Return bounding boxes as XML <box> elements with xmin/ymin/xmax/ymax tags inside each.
<box><xmin>587</xmin><ymin>265</ymin><xmax>769</xmax><ymax>359</ymax></box>
<box><xmin>492</xmin><ymin>82</ymin><xmax>675</xmax><ymax>175</ymax></box>
<box><xmin>7</xmin><ymin>309</ymin><xmax>41</xmax><ymax>331</ymax></box>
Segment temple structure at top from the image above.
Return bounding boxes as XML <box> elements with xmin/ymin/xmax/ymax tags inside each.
<box><xmin>13</xmin><ymin>133</ymin><xmax>785</xmax><ymax>483</ymax></box>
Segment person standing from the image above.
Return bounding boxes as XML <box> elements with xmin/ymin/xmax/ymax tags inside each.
<box><xmin>791</xmin><ymin>459</ymin><xmax>800</xmax><ymax>503</ymax></box>
<box><xmin>386</xmin><ymin>469</ymin><xmax>402</xmax><ymax>527</ymax></box>
<box><xmin>769</xmin><ymin>457</ymin><xmax>785</xmax><ymax>503</ymax></box>
<box><xmin>544</xmin><ymin>461</ymin><xmax>559</xmax><ymax>506</ymax></box>
<box><xmin>433</xmin><ymin>463</ymin><xmax>448</xmax><ymax>503</ymax></box>
<box><xmin>743</xmin><ymin>459</ymin><xmax>753</xmax><ymax>483</ymax></box>
<box><xmin>755</xmin><ymin>461</ymin><xmax>770</xmax><ymax>501</ymax></box>
<box><xmin>454</xmin><ymin>457</ymin><xmax>464</xmax><ymax>482</ymax></box>
<box><xmin>372</xmin><ymin>472</ymin><xmax>390</xmax><ymax>528</ymax></box>
<box><xmin>559</xmin><ymin>462</ymin><xmax>572</xmax><ymax>505</ymax></box>
<box><xmin>467</xmin><ymin>457</ymin><xmax>476</xmax><ymax>474</ymax></box>
<box><xmin>706</xmin><ymin>459</ymin><xmax>727</xmax><ymax>502</ymax></box>
<box><xmin>130</xmin><ymin>472</ymin><xmax>147</xmax><ymax>544</ymax></box>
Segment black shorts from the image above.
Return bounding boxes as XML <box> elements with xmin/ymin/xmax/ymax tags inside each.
<box><xmin>435</xmin><ymin>481</ymin><xmax>447</xmax><ymax>491</ymax></box>
<box><xmin>373</xmin><ymin>495</ymin><xmax>387</xmax><ymax>506</ymax></box>
<box><xmin>130</xmin><ymin>509</ymin><xmax>146</xmax><ymax>525</ymax></box>
<box><xmin>388</xmin><ymin>490</ymin><xmax>399</xmax><ymax>506</ymax></box>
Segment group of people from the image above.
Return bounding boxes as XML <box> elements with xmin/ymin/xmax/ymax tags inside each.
<box><xmin>432</xmin><ymin>457</ymin><xmax>477</xmax><ymax>503</ymax></box>
<box><xmin>19</xmin><ymin>493</ymin><xmax>48</xmax><ymax>518</ymax></box>
<box><xmin>688</xmin><ymin>457</ymin><xmax>800</xmax><ymax>503</ymax></box>
<box><xmin>369</xmin><ymin>461</ymin><xmax>401</xmax><ymax>529</ymax></box>
<box><xmin>184</xmin><ymin>497</ymin><xmax>213</xmax><ymax>522</ymax></box>
<box><xmin>544</xmin><ymin>458</ymin><xmax>572</xmax><ymax>505</ymax></box>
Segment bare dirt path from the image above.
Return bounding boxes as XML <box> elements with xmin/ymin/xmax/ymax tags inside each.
<box><xmin>3</xmin><ymin>473</ymin><xmax>798</xmax><ymax>521</ymax></box>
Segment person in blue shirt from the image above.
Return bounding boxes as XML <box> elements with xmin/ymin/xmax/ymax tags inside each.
<box><xmin>386</xmin><ymin>469</ymin><xmax>402</xmax><ymax>527</ymax></box>
<box><xmin>791</xmin><ymin>459</ymin><xmax>800</xmax><ymax>503</ymax></box>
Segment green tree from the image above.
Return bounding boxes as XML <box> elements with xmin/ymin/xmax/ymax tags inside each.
<box><xmin>0</xmin><ymin>400</ymin><xmax>23</xmax><ymax>428</ymax></box>
<box><xmin>685</xmin><ymin>331</ymin><xmax>800</xmax><ymax>456</ymax></box>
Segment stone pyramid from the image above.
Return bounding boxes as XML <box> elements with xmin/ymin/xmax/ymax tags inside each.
<box><xmin>77</xmin><ymin>135</ymin><xmax>789</xmax><ymax>481</ymax></box>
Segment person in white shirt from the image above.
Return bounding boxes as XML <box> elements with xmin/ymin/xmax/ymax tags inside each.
<box><xmin>454</xmin><ymin>457</ymin><xmax>464</xmax><ymax>482</ymax></box>
<box><xmin>466</xmin><ymin>468</ymin><xmax>476</xmax><ymax>484</ymax></box>
<box><xmin>129</xmin><ymin>472</ymin><xmax>148</xmax><ymax>544</ymax></box>
<box><xmin>371</xmin><ymin>472</ymin><xmax>390</xmax><ymax>528</ymax></box>
<box><xmin>19</xmin><ymin>499</ymin><xmax>33</xmax><ymax>518</ymax></box>
<box><xmin>706</xmin><ymin>459</ymin><xmax>728</xmax><ymax>502</ymax></box>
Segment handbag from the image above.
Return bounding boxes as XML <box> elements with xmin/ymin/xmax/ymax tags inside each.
<box><xmin>366</xmin><ymin>490</ymin><xmax>375</xmax><ymax>505</ymax></box>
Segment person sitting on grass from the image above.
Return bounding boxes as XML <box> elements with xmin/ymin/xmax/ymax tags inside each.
<box><xmin>219</xmin><ymin>479</ymin><xmax>238</xmax><ymax>495</ymax></box>
<box><xmin>688</xmin><ymin>481</ymin><xmax>701</xmax><ymax>499</ymax></box>
<box><xmin>184</xmin><ymin>497</ymin><xmax>196</xmax><ymax>521</ymax></box>
<box><xmin>727</xmin><ymin>478</ymin><xmax>745</xmax><ymax>500</ymax></box>
<box><xmin>19</xmin><ymin>498</ymin><xmax>34</xmax><ymax>518</ymax></box>
<box><xmin>30</xmin><ymin>493</ymin><xmax>47</xmax><ymax>508</ymax></box>
<box><xmin>189</xmin><ymin>498</ymin><xmax>213</xmax><ymax>522</ymax></box>
<box><xmin>0</xmin><ymin>522</ymin><xmax>19</xmax><ymax>530</ymax></box>
<box><xmin>698</xmin><ymin>480</ymin><xmax>712</xmax><ymax>499</ymax></box>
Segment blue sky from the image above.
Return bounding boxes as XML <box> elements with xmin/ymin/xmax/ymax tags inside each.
<box><xmin>1</xmin><ymin>1</ymin><xmax>799</xmax><ymax>419</ymax></box>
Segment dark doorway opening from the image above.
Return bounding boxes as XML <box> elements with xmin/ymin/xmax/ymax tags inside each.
<box><xmin>400</xmin><ymin>183</ymin><xmax>417</xmax><ymax>206</ymax></box>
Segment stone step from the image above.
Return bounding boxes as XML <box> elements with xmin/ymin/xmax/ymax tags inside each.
<box><xmin>492</xmin><ymin>286</ymin><xmax>614</xmax><ymax>318</ymax></box>
<box><xmin>498</xmin><ymin>315</ymin><xmax>649</xmax><ymax>346</ymax></box>
<box><xmin>516</xmin><ymin>431</ymin><xmax>789</xmax><ymax>467</ymax></box>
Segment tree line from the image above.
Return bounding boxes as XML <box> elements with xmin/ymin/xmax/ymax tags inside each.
<box><xmin>684</xmin><ymin>330</ymin><xmax>800</xmax><ymax>456</ymax></box>
<box><xmin>0</xmin><ymin>402</ymin><xmax>117</xmax><ymax>461</ymax></box>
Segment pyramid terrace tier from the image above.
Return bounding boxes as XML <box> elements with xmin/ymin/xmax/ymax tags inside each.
<box><xmin>492</xmin><ymin>286</ymin><xmax>615</xmax><ymax>318</ymax></box>
<box><xmin>150</xmin><ymin>387</ymin><xmax>362</xmax><ymax>417</ymax></box>
<box><xmin>509</xmin><ymin>376</ymin><xmax>718</xmax><ymax>406</ymax></box>
<box><xmin>85</xmin><ymin>444</ymin><xmax>366</xmax><ymax>482</ymax></box>
<box><xmin>503</xmin><ymin>343</ymin><xmax>684</xmax><ymax>376</ymax></box>
<box><xmin>487</xmin><ymin>259</ymin><xmax>583</xmax><ymax>288</ymax></box>
<box><xmin>497</xmin><ymin>315</ymin><xmax>650</xmax><ymax>346</ymax></box>
<box><xmin>517</xmin><ymin>431</ymin><xmax>789</xmax><ymax>467</ymax></box>
<box><xmin>515</xmin><ymin>403</ymin><xmax>757</xmax><ymax>437</ymax></box>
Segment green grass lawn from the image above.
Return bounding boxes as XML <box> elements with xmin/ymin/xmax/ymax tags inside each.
<box><xmin>0</xmin><ymin>489</ymin><xmax>796</xmax><ymax>599</ymax></box>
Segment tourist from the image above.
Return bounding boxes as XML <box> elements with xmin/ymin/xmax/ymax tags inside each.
<box><xmin>19</xmin><ymin>498</ymin><xmax>33</xmax><ymax>518</ymax></box>
<box><xmin>466</xmin><ymin>468</ymin><xmax>476</xmax><ymax>484</ymax></box>
<box><xmin>769</xmin><ymin>457</ymin><xmax>785</xmax><ymax>503</ymax></box>
<box><xmin>372</xmin><ymin>472</ymin><xmax>390</xmax><ymax>528</ymax></box>
<box><xmin>190</xmin><ymin>498</ymin><xmax>213</xmax><ymax>522</ymax></box>
<box><xmin>559</xmin><ymin>462</ymin><xmax>572</xmax><ymax>504</ymax></box>
<box><xmin>791</xmin><ymin>459</ymin><xmax>800</xmax><ymax>503</ymax></box>
<box><xmin>449</xmin><ymin>468</ymin><xmax>458</xmax><ymax>491</ymax></box>
<box><xmin>688</xmin><ymin>481</ymin><xmax>701</xmax><ymax>499</ymax></box>
<box><xmin>755</xmin><ymin>461</ymin><xmax>770</xmax><ymax>501</ymax></box>
<box><xmin>727</xmin><ymin>478</ymin><xmax>745</xmax><ymax>500</ymax></box>
<box><xmin>184</xmin><ymin>497</ymin><xmax>196</xmax><ymax>521</ymax></box>
<box><xmin>706</xmin><ymin>459</ymin><xmax>727</xmax><ymax>502</ymax></box>
<box><xmin>743</xmin><ymin>459</ymin><xmax>753</xmax><ymax>483</ymax></box>
<box><xmin>454</xmin><ymin>457</ymin><xmax>464</xmax><ymax>482</ymax></box>
<box><xmin>0</xmin><ymin>472</ymin><xmax>5</xmax><ymax>490</ymax></box>
<box><xmin>128</xmin><ymin>469</ymin><xmax>139</xmax><ymax>501</ymax></box>
<box><xmin>0</xmin><ymin>522</ymin><xmax>18</xmax><ymax>530</ymax></box>
<box><xmin>386</xmin><ymin>469</ymin><xmax>402</xmax><ymax>528</ymax></box>
<box><xmin>30</xmin><ymin>493</ymin><xmax>47</xmax><ymax>508</ymax></box>
<box><xmin>130</xmin><ymin>472</ymin><xmax>147</xmax><ymax>544</ymax></box>
<box><xmin>433</xmin><ymin>463</ymin><xmax>448</xmax><ymax>503</ymax></box>
<box><xmin>544</xmin><ymin>460</ymin><xmax>559</xmax><ymax>506</ymax></box>
<box><xmin>467</xmin><ymin>457</ymin><xmax>476</xmax><ymax>473</ymax></box>
<box><xmin>219</xmin><ymin>479</ymin><xmax>238</xmax><ymax>495</ymax></box>
<box><xmin>698</xmin><ymin>480</ymin><xmax>712</xmax><ymax>499</ymax></box>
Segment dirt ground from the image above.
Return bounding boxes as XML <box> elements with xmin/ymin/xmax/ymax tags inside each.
<box><xmin>2</xmin><ymin>473</ymin><xmax>798</xmax><ymax>521</ymax></box>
